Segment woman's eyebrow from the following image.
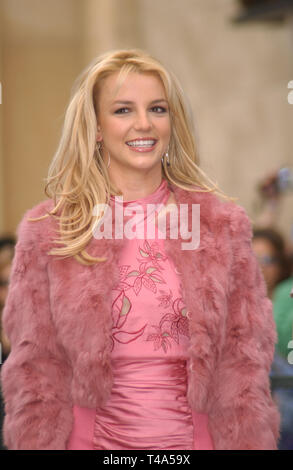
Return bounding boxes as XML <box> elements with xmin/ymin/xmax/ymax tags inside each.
<box><xmin>112</xmin><ymin>99</ymin><xmax>168</xmax><ymax>105</ymax></box>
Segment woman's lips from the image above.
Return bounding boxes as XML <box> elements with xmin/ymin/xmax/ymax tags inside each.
<box><xmin>126</xmin><ymin>141</ymin><xmax>158</xmax><ymax>152</ymax></box>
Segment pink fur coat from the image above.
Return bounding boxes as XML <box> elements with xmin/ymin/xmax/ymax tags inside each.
<box><xmin>0</xmin><ymin>183</ymin><xmax>280</xmax><ymax>450</ymax></box>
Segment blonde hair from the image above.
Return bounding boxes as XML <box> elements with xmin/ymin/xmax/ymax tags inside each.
<box><xmin>29</xmin><ymin>48</ymin><xmax>237</xmax><ymax>265</ymax></box>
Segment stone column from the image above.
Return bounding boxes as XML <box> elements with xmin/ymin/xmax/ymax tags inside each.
<box><xmin>82</xmin><ymin>0</ymin><xmax>143</xmax><ymax>65</ymax></box>
<box><xmin>0</xmin><ymin>0</ymin><xmax>83</xmax><ymax>232</ymax></box>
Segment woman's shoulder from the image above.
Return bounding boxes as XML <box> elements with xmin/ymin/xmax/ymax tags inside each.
<box><xmin>15</xmin><ymin>198</ymin><xmax>59</xmax><ymax>253</ymax></box>
<box><xmin>180</xmin><ymin>184</ymin><xmax>253</xmax><ymax>241</ymax></box>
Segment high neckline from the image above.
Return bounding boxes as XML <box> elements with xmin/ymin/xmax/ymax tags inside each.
<box><xmin>110</xmin><ymin>178</ymin><xmax>170</xmax><ymax>207</ymax></box>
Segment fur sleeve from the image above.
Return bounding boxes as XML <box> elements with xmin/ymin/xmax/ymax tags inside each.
<box><xmin>0</xmin><ymin>210</ymin><xmax>74</xmax><ymax>450</ymax></box>
<box><xmin>210</xmin><ymin>204</ymin><xmax>281</xmax><ymax>450</ymax></box>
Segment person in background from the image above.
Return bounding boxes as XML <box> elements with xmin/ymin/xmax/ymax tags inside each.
<box><xmin>0</xmin><ymin>236</ymin><xmax>15</xmax><ymax>451</ymax></box>
<box><xmin>255</xmin><ymin>167</ymin><xmax>293</xmax><ymax>273</ymax></box>
<box><xmin>252</xmin><ymin>228</ymin><xmax>292</xmax><ymax>356</ymax></box>
<box><xmin>252</xmin><ymin>172</ymin><xmax>293</xmax><ymax>450</ymax></box>
<box><xmin>0</xmin><ymin>237</ymin><xmax>15</xmax><ymax>360</ymax></box>
<box><xmin>273</xmin><ymin>267</ymin><xmax>293</xmax><ymax>361</ymax></box>
<box><xmin>253</xmin><ymin>169</ymin><xmax>293</xmax><ymax>360</ymax></box>
<box><xmin>252</xmin><ymin>228</ymin><xmax>291</xmax><ymax>301</ymax></box>
<box><xmin>270</xmin><ymin>280</ymin><xmax>293</xmax><ymax>450</ymax></box>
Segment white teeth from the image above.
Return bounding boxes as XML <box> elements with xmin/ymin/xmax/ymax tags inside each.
<box><xmin>127</xmin><ymin>140</ymin><xmax>156</xmax><ymax>147</ymax></box>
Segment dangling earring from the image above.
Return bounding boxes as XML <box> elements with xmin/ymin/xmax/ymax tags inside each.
<box><xmin>161</xmin><ymin>146</ymin><xmax>170</xmax><ymax>166</ymax></box>
<box><xmin>96</xmin><ymin>141</ymin><xmax>110</xmax><ymax>168</ymax></box>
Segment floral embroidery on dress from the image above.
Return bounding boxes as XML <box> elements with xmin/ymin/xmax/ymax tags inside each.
<box><xmin>137</xmin><ymin>240</ymin><xmax>168</xmax><ymax>272</ymax></box>
<box><xmin>146</xmin><ymin>296</ymin><xmax>190</xmax><ymax>353</ymax></box>
<box><xmin>110</xmin><ymin>239</ymin><xmax>190</xmax><ymax>353</ymax></box>
<box><xmin>156</xmin><ymin>289</ymin><xmax>173</xmax><ymax>308</ymax></box>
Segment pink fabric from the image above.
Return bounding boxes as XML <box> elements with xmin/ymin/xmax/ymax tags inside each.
<box><xmin>66</xmin><ymin>179</ymin><xmax>214</xmax><ymax>450</ymax></box>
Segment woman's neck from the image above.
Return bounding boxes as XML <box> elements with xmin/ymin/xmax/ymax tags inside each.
<box><xmin>110</xmin><ymin>174</ymin><xmax>166</xmax><ymax>202</ymax></box>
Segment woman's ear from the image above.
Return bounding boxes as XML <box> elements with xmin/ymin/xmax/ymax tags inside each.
<box><xmin>96</xmin><ymin>125</ymin><xmax>103</xmax><ymax>142</ymax></box>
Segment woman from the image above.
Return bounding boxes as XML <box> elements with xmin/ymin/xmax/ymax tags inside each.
<box><xmin>0</xmin><ymin>49</ymin><xmax>280</xmax><ymax>450</ymax></box>
<box><xmin>252</xmin><ymin>228</ymin><xmax>291</xmax><ymax>302</ymax></box>
<box><xmin>252</xmin><ymin>228</ymin><xmax>293</xmax><ymax>450</ymax></box>
<box><xmin>252</xmin><ymin>227</ymin><xmax>293</xmax><ymax>361</ymax></box>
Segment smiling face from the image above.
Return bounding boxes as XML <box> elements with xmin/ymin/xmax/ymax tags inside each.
<box><xmin>95</xmin><ymin>71</ymin><xmax>171</xmax><ymax>182</ymax></box>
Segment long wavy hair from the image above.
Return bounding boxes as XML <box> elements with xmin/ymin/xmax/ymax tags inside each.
<box><xmin>29</xmin><ymin>48</ymin><xmax>236</xmax><ymax>265</ymax></box>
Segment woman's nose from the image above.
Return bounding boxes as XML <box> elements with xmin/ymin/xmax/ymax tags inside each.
<box><xmin>134</xmin><ymin>111</ymin><xmax>152</xmax><ymax>130</ymax></box>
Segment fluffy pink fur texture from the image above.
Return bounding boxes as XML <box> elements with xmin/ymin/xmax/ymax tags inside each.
<box><xmin>0</xmin><ymin>183</ymin><xmax>280</xmax><ymax>450</ymax></box>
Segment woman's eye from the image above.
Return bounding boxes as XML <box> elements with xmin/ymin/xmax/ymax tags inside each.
<box><xmin>115</xmin><ymin>108</ymin><xmax>129</xmax><ymax>114</ymax></box>
<box><xmin>114</xmin><ymin>106</ymin><xmax>168</xmax><ymax>114</ymax></box>
<box><xmin>152</xmin><ymin>106</ymin><xmax>167</xmax><ymax>113</ymax></box>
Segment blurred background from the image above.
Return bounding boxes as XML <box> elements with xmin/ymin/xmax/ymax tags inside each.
<box><xmin>0</xmin><ymin>0</ymin><xmax>293</xmax><ymax>450</ymax></box>
<box><xmin>0</xmin><ymin>0</ymin><xmax>293</xmax><ymax>235</ymax></box>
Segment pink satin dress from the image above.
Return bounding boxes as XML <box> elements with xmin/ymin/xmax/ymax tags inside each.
<box><xmin>66</xmin><ymin>179</ymin><xmax>214</xmax><ymax>450</ymax></box>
